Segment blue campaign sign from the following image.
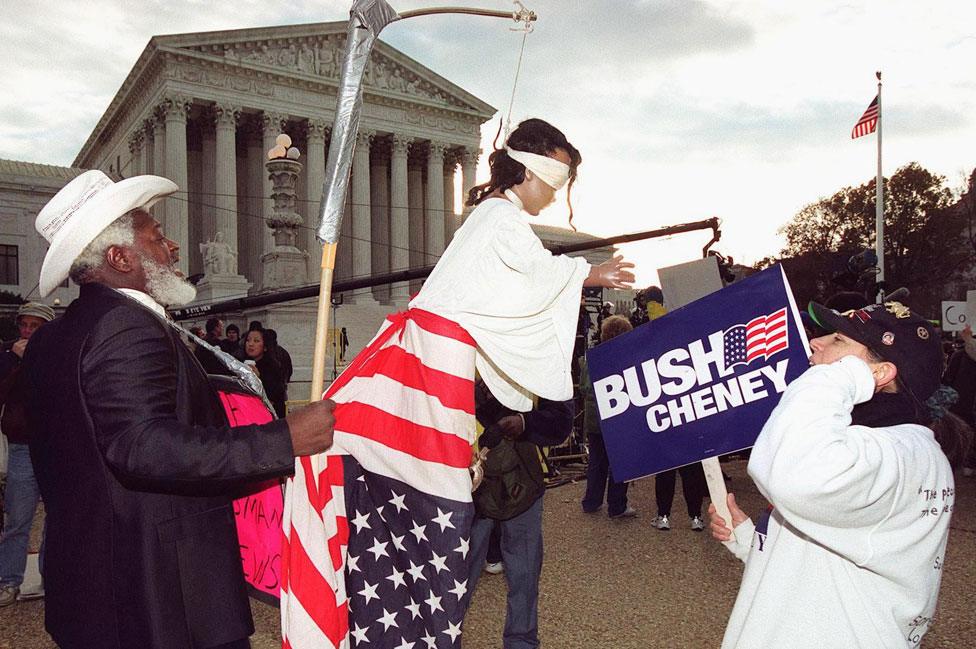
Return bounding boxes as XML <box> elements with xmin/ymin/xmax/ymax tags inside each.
<box><xmin>586</xmin><ymin>265</ymin><xmax>810</xmax><ymax>482</ymax></box>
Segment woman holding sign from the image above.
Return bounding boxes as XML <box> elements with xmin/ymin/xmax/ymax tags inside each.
<box><xmin>709</xmin><ymin>301</ymin><xmax>971</xmax><ymax>648</ymax></box>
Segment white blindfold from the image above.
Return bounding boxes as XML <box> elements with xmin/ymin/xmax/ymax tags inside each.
<box><xmin>505</xmin><ymin>146</ymin><xmax>571</xmax><ymax>190</ymax></box>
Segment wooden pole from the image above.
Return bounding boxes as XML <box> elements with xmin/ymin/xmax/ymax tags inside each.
<box><xmin>308</xmin><ymin>243</ymin><xmax>337</xmax><ymax>475</ymax></box>
<box><xmin>701</xmin><ymin>456</ymin><xmax>736</xmax><ymax>544</ymax></box>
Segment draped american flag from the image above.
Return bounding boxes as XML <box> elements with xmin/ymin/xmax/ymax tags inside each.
<box><xmin>723</xmin><ymin>307</ymin><xmax>789</xmax><ymax>369</ymax></box>
<box><xmin>281</xmin><ymin>309</ymin><xmax>476</xmax><ymax>649</ymax></box>
<box><xmin>851</xmin><ymin>95</ymin><xmax>879</xmax><ymax>139</ymax></box>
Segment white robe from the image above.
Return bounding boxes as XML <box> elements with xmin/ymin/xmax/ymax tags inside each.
<box><xmin>410</xmin><ymin>197</ymin><xmax>590</xmax><ymax>411</ymax></box>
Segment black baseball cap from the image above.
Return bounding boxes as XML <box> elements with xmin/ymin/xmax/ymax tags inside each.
<box><xmin>807</xmin><ymin>301</ymin><xmax>942</xmax><ymax>404</ymax></box>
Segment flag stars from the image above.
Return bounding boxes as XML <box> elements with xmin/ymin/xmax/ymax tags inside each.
<box><xmin>420</xmin><ymin>632</ymin><xmax>437</xmax><ymax>649</ymax></box>
<box><xmin>388</xmin><ymin>490</ymin><xmax>408</xmax><ymax>513</ymax></box>
<box><xmin>386</xmin><ymin>566</ymin><xmax>407</xmax><ymax>590</ymax></box>
<box><xmin>424</xmin><ymin>591</ymin><xmax>444</xmax><ymax>614</ymax></box>
<box><xmin>378</xmin><ymin>607</ymin><xmax>399</xmax><ymax>631</ymax></box>
<box><xmin>367</xmin><ymin>538</ymin><xmax>390</xmax><ymax>561</ymax></box>
<box><xmin>409</xmin><ymin>520</ymin><xmax>428</xmax><ymax>544</ymax></box>
<box><xmin>347</xmin><ymin>553</ymin><xmax>361</xmax><ymax>574</ymax></box>
<box><xmin>393</xmin><ymin>639</ymin><xmax>415</xmax><ymax>649</ymax></box>
<box><xmin>443</xmin><ymin>620</ymin><xmax>462</xmax><ymax>643</ymax></box>
<box><xmin>454</xmin><ymin>537</ymin><xmax>469</xmax><ymax>560</ymax></box>
<box><xmin>448</xmin><ymin>578</ymin><xmax>467</xmax><ymax>600</ymax></box>
<box><xmin>391</xmin><ymin>533</ymin><xmax>406</xmax><ymax>552</ymax></box>
<box><xmin>357</xmin><ymin>580</ymin><xmax>379</xmax><ymax>604</ymax></box>
<box><xmin>351</xmin><ymin>510</ymin><xmax>372</xmax><ymax>533</ymax></box>
<box><xmin>404</xmin><ymin>598</ymin><xmax>422</xmax><ymax>620</ymax></box>
<box><xmin>350</xmin><ymin>622</ymin><xmax>370</xmax><ymax>644</ymax></box>
<box><xmin>428</xmin><ymin>551</ymin><xmax>448</xmax><ymax>574</ymax></box>
<box><xmin>432</xmin><ymin>508</ymin><xmax>455</xmax><ymax>532</ymax></box>
<box><xmin>406</xmin><ymin>560</ymin><xmax>427</xmax><ymax>583</ymax></box>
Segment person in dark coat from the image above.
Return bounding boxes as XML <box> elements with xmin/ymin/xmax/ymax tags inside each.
<box><xmin>244</xmin><ymin>328</ymin><xmax>289</xmax><ymax>418</ymax></box>
<box><xmin>24</xmin><ymin>170</ymin><xmax>336</xmax><ymax>649</ymax></box>
<box><xmin>0</xmin><ymin>302</ymin><xmax>55</xmax><ymax>607</ymax></box>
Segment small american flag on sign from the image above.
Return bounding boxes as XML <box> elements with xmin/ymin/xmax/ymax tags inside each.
<box><xmin>723</xmin><ymin>307</ymin><xmax>789</xmax><ymax>369</ymax></box>
<box><xmin>851</xmin><ymin>95</ymin><xmax>879</xmax><ymax>139</ymax></box>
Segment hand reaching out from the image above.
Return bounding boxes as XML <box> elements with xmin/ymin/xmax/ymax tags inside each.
<box><xmin>586</xmin><ymin>255</ymin><xmax>636</xmax><ymax>289</ymax></box>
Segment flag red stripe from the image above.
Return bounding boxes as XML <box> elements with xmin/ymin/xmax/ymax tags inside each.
<box><xmin>344</xmin><ymin>344</ymin><xmax>474</xmax><ymax>414</ymax></box>
<box><xmin>746</xmin><ymin>349</ymin><xmax>765</xmax><ymax>362</ymax></box>
<box><xmin>766</xmin><ymin>340</ymin><xmax>789</xmax><ymax>356</ymax></box>
<box><xmin>335</xmin><ymin>401</ymin><xmax>472</xmax><ymax>468</ymax></box>
<box><xmin>765</xmin><ymin>329</ymin><xmax>787</xmax><ymax>346</ymax></box>
<box><xmin>287</xmin><ymin>531</ymin><xmax>345</xmax><ymax>647</ymax></box>
<box><xmin>299</xmin><ymin>457</ymin><xmax>325</xmax><ymax>518</ymax></box>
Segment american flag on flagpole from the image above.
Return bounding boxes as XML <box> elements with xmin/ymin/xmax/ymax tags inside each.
<box><xmin>281</xmin><ymin>309</ymin><xmax>477</xmax><ymax>649</ymax></box>
<box><xmin>851</xmin><ymin>95</ymin><xmax>879</xmax><ymax>139</ymax></box>
<box><xmin>723</xmin><ymin>307</ymin><xmax>789</xmax><ymax>369</ymax></box>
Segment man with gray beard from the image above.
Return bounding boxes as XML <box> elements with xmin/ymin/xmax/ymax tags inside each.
<box><xmin>24</xmin><ymin>171</ymin><xmax>336</xmax><ymax>649</ymax></box>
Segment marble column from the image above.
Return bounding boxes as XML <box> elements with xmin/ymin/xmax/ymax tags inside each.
<box><xmin>304</xmin><ymin>118</ymin><xmax>329</xmax><ymax>275</ymax></box>
<box><xmin>350</xmin><ymin>130</ymin><xmax>375</xmax><ymax>303</ymax></box>
<box><xmin>244</xmin><ymin>117</ymin><xmax>266</xmax><ymax>285</ymax></box>
<box><xmin>195</xmin><ymin>120</ymin><xmax>215</xmax><ymax>278</ymax></box>
<box><xmin>460</xmin><ymin>147</ymin><xmax>480</xmax><ymax>218</ymax></box>
<box><xmin>162</xmin><ymin>94</ymin><xmax>191</xmax><ymax>274</ymax></box>
<box><xmin>128</xmin><ymin>130</ymin><xmax>143</xmax><ymax>176</ymax></box>
<box><xmin>424</xmin><ymin>141</ymin><xmax>446</xmax><ymax>263</ymax></box>
<box><xmin>408</xmin><ymin>146</ymin><xmax>425</xmax><ymax>294</ymax></box>
<box><xmin>141</xmin><ymin>120</ymin><xmax>154</xmax><ymax>175</ymax></box>
<box><xmin>213</xmin><ymin>102</ymin><xmax>240</xmax><ymax>274</ymax></box>
<box><xmin>389</xmin><ymin>134</ymin><xmax>411</xmax><ymax>302</ymax></box>
<box><xmin>261</xmin><ymin>112</ymin><xmax>287</xmax><ymax>256</ymax></box>
<box><xmin>443</xmin><ymin>148</ymin><xmax>457</xmax><ymax>244</ymax></box>
<box><xmin>370</xmin><ymin>138</ymin><xmax>390</xmax><ymax>303</ymax></box>
<box><xmin>151</xmin><ymin>110</ymin><xmax>166</xmax><ymax>224</ymax></box>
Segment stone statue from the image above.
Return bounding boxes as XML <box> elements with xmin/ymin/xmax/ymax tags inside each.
<box><xmin>200</xmin><ymin>231</ymin><xmax>237</xmax><ymax>276</ymax></box>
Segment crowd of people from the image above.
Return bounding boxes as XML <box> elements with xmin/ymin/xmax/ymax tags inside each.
<box><xmin>0</xmin><ymin>115</ymin><xmax>971</xmax><ymax>649</ymax></box>
<box><xmin>190</xmin><ymin>317</ymin><xmax>294</xmax><ymax>417</ymax></box>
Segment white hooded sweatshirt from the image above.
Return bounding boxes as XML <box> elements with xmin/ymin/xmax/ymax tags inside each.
<box><xmin>722</xmin><ymin>356</ymin><xmax>954</xmax><ymax>649</ymax></box>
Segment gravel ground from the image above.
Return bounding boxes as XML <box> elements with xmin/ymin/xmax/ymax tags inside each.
<box><xmin>1</xmin><ymin>460</ymin><xmax>973</xmax><ymax>648</ymax></box>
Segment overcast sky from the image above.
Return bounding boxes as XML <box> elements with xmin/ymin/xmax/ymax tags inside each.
<box><xmin>1</xmin><ymin>0</ymin><xmax>974</xmax><ymax>285</ymax></box>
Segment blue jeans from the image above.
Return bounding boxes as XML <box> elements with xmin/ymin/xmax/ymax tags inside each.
<box><xmin>581</xmin><ymin>433</ymin><xmax>629</xmax><ymax>516</ymax></box>
<box><xmin>464</xmin><ymin>497</ymin><xmax>544</xmax><ymax>649</ymax></box>
<box><xmin>0</xmin><ymin>443</ymin><xmax>44</xmax><ymax>587</ymax></box>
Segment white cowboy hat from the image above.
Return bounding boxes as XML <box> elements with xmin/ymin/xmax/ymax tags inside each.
<box><xmin>35</xmin><ymin>170</ymin><xmax>177</xmax><ymax>297</ymax></box>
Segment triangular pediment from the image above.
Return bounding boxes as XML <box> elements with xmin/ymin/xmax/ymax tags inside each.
<box><xmin>154</xmin><ymin>22</ymin><xmax>495</xmax><ymax>115</ymax></box>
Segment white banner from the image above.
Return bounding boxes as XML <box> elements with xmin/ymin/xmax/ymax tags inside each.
<box><xmin>943</xmin><ymin>300</ymin><xmax>968</xmax><ymax>332</ymax></box>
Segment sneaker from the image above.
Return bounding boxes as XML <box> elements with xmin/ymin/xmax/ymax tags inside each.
<box><xmin>581</xmin><ymin>504</ymin><xmax>603</xmax><ymax>514</ymax></box>
<box><xmin>691</xmin><ymin>516</ymin><xmax>705</xmax><ymax>532</ymax></box>
<box><xmin>483</xmin><ymin>562</ymin><xmax>504</xmax><ymax>575</ymax></box>
<box><xmin>651</xmin><ymin>515</ymin><xmax>671</xmax><ymax>531</ymax></box>
<box><xmin>0</xmin><ymin>586</ymin><xmax>19</xmax><ymax>607</ymax></box>
<box><xmin>17</xmin><ymin>585</ymin><xmax>44</xmax><ymax>601</ymax></box>
<box><xmin>609</xmin><ymin>506</ymin><xmax>638</xmax><ymax>519</ymax></box>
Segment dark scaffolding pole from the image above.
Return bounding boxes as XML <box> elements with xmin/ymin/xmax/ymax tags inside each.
<box><xmin>170</xmin><ymin>217</ymin><xmax>720</xmax><ymax>321</ymax></box>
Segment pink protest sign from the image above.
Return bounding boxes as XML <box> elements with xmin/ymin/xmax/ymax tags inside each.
<box><xmin>218</xmin><ymin>388</ymin><xmax>284</xmax><ymax>602</ymax></box>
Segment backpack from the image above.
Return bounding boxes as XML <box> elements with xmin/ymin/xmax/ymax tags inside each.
<box><xmin>473</xmin><ymin>435</ymin><xmax>545</xmax><ymax>521</ymax></box>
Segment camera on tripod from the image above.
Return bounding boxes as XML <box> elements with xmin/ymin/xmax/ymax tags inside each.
<box><xmin>832</xmin><ymin>248</ymin><xmax>880</xmax><ymax>293</ymax></box>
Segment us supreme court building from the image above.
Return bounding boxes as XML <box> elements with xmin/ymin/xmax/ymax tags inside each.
<box><xmin>0</xmin><ymin>21</ymin><xmax>612</xmax><ymax>393</ymax></box>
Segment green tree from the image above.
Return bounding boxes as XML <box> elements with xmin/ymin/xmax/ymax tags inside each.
<box><xmin>775</xmin><ymin>162</ymin><xmax>969</xmax><ymax>316</ymax></box>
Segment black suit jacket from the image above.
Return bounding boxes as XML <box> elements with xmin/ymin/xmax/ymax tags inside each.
<box><xmin>24</xmin><ymin>282</ymin><xmax>295</xmax><ymax>649</ymax></box>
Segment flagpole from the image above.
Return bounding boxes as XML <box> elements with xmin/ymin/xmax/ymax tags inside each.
<box><xmin>875</xmin><ymin>71</ymin><xmax>884</xmax><ymax>301</ymax></box>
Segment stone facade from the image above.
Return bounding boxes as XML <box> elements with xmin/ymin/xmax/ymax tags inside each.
<box><xmin>0</xmin><ymin>21</ymin><xmax>615</xmax><ymax>397</ymax></box>
<box><xmin>0</xmin><ymin>160</ymin><xmax>85</xmax><ymax>307</ymax></box>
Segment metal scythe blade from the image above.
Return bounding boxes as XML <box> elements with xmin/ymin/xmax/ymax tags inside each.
<box><xmin>315</xmin><ymin>0</ymin><xmax>400</xmax><ymax>245</ymax></box>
